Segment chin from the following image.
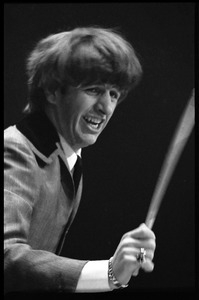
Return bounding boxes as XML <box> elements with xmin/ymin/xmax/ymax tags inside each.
<box><xmin>80</xmin><ymin>135</ymin><xmax>99</xmax><ymax>148</ymax></box>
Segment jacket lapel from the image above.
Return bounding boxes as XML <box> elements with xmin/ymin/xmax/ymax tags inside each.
<box><xmin>16</xmin><ymin>111</ymin><xmax>76</xmax><ymax>194</ymax></box>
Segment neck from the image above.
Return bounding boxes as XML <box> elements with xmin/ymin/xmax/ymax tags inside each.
<box><xmin>44</xmin><ymin>106</ymin><xmax>80</xmax><ymax>153</ymax></box>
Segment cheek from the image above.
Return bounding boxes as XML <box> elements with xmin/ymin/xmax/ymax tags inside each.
<box><xmin>68</xmin><ymin>95</ymin><xmax>88</xmax><ymax>115</ymax></box>
<box><xmin>65</xmin><ymin>104</ymin><xmax>84</xmax><ymax>131</ymax></box>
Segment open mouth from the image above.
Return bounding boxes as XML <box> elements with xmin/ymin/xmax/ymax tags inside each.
<box><xmin>83</xmin><ymin>115</ymin><xmax>104</xmax><ymax>130</ymax></box>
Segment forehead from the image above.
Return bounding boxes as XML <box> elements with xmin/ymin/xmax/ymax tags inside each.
<box><xmin>83</xmin><ymin>83</ymin><xmax>120</xmax><ymax>90</ymax></box>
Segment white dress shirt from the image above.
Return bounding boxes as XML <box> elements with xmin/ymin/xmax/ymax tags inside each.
<box><xmin>58</xmin><ymin>133</ymin><xmax>81</xmax><ymax>172</ymax></box>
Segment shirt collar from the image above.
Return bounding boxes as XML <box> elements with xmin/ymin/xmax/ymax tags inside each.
<box><xmin>58</xmin><ymin>133</ymin><xmax>81</xmax><ymax>172</ymax></box>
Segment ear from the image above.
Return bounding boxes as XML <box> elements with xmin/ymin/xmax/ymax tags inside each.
<box><xmin>44</xmin><ymin>89</ymin><xmax>57</xmax><ymax>105</ymax></box>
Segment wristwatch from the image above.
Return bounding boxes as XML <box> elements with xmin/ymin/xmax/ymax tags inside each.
<box><xmin>108</xmin><ymin>257</ymin><xmax>128</xmax><ymax>289</ymax></box>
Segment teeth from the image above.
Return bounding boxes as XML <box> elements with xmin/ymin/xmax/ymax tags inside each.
<box><xmin>84</xmin><ymin>116</ymin><xmax>102</xmax><ymax>125</ymax></box>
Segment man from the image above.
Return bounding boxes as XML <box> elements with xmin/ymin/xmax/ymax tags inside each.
<box><xmin>4</xmin><ymin>26</ymin><xmax>156</xmax><ymax>294</ymax></box>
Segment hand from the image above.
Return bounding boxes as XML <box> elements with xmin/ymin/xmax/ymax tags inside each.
<box><xmin>111</xmin><ymin>223</ymin><xmax>156</xmax><ymax>286</ymax></box>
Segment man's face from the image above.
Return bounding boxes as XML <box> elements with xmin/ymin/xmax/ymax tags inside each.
<box><xmin>50</xmin><ymin>84</ymin><xmax>121</xmax><ymax>151</ymax></box>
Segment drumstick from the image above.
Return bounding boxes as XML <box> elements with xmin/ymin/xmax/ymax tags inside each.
<box><xmin>145</xmin><ymin>89</ymin><xmax>195</xmax><ymax>230</ymax></box>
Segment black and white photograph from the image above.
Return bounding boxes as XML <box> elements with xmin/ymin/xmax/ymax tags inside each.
<box><xmin>4</xmin><ymin>3</ymin><xmax>196</xmax><ymax>298</ymax></box>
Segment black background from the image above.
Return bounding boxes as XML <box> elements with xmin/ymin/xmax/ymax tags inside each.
<box><xmin>4</xmin><ymin>2</ymin><xmax>196</xmax><ymax>294</ymax></box>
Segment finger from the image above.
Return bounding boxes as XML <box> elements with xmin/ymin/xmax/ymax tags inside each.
<box><xmin>121</xmin><ymin>235</ymin><xmax>156</xmax><ymax>251</ymax></box>
<box><xmin>136</xmin><ymin>248</ymin><xmax>154</xmax><ymax>262</ymax></box>
<box><xmin>125</xmin><ymin>223</ymin><xmax>156</xmax><ymax>240</ymax></box>
<box><xmin>132</xmin><ymin>238</ymin><xmax>156</xmax><ymax>252</ymax></box>
<box><xmin>141</xmin><ymin>259</ymin><xmax>155</xmax><ymax>272</ymax></box>
<box><xmin>118</xmin><ymin>243</ymin><xmax>155</xmax><ymax>263</ymax></box>
<box><xmin>132</xmin><ymin>267</ymin><xmax>140</xmax><ymax>277</ymax></box>
<box><xmin>146</xmin><ymin>249</ymin><xmax>155</xmax><ymax>261</ymax></box>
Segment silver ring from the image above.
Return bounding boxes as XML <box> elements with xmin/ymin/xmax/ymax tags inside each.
<box><xmin>137</xmin><ymin>248</ymin><xmax>146</xmax><ymax>264</ymax></box>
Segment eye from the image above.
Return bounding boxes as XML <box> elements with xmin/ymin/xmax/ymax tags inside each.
<box><xmin>110</xmin><ymin>89</ymin><xmax>120</xmax><ymax>101</ymax></box>
<box><xmin>84</xmin><ymin>87</ymin><xmax>102</xmax><ymax>95</ymax></box>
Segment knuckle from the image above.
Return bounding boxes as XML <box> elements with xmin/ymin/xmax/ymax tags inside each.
<box><xmin>123</xmin><ymin>254</ymin><xmax>129</xmax><ymax>263</ymax></box>
<box><xmin>122</xmin><ymin>231</ymin><xmax>132</xmax><ymax>239</ymax></box>
<box><xmin>121</xmin><ymin>236</ymin><xmax>133</xmax><ymax>247</ymax></box>
<box><xmin>140</xmin><ymin>223</ymin><xmax>148</xmax><ymax>231</ymax></box>
<box><xmin>121</xmin><ymin>247</ymin><xmax>128</xmax><ymax>256</ymax></box>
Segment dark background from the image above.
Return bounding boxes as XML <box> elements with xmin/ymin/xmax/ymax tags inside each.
<box><xmin>4</xmin><ymin>2</ymin><xmax>196</xmax><ymax>294</ymax></box>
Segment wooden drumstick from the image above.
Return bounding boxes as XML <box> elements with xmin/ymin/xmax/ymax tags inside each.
<box><xmin>145</xmin><ymin>89</ymin><xmax>195</xmax><ymax>230</ymax></box>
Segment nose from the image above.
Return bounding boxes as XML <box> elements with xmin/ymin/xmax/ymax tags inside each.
<box><xmin>95</xmin><ymin>91</ymin><xmax>115</xmax><ymax>116</ymax></box>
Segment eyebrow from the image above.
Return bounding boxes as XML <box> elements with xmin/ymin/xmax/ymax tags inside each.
<box><xmin>85</xmin><ymin>83</ymin><xmax>121</xmax><ymax>91</ymax></box>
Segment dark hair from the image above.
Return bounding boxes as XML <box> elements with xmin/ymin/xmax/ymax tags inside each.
<box><xmin>24</xmin><ymin>26</ymin><xmax>142</xmax><ymax>113</ymax></box>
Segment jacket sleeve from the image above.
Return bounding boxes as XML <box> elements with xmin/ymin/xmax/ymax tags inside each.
<box><xmin>4</xmin><ymin>128</ymin><xmax>88</xmax><ymax>294</ymax></box>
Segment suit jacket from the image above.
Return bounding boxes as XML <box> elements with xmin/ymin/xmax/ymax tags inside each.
<box><xmin>4</xmin><ymin>111</ymin><xmax>88</xmax><ymax>294</ymax></box>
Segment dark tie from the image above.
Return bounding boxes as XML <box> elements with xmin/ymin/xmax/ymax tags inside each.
<box><xmin>73</xmin><ymin>155</ymin><xmax>82</xmax><ymax>194</ymax></box>
<box><xmin>55</xmin><ymin>155</ymin><xmax>82</xmax><ymax>255</ymax></box>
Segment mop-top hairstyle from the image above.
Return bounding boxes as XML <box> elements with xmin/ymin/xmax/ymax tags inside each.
<box><xmin>25</xmin><ymin>26</ymin><xmax>142</xmax><ymax>113</ymax></box>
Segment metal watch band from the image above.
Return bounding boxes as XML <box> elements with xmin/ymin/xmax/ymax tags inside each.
<box><xmin>108</xmin><ymin>257</ymin><xmax>128</xmax><ymax>289</ymax></box>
